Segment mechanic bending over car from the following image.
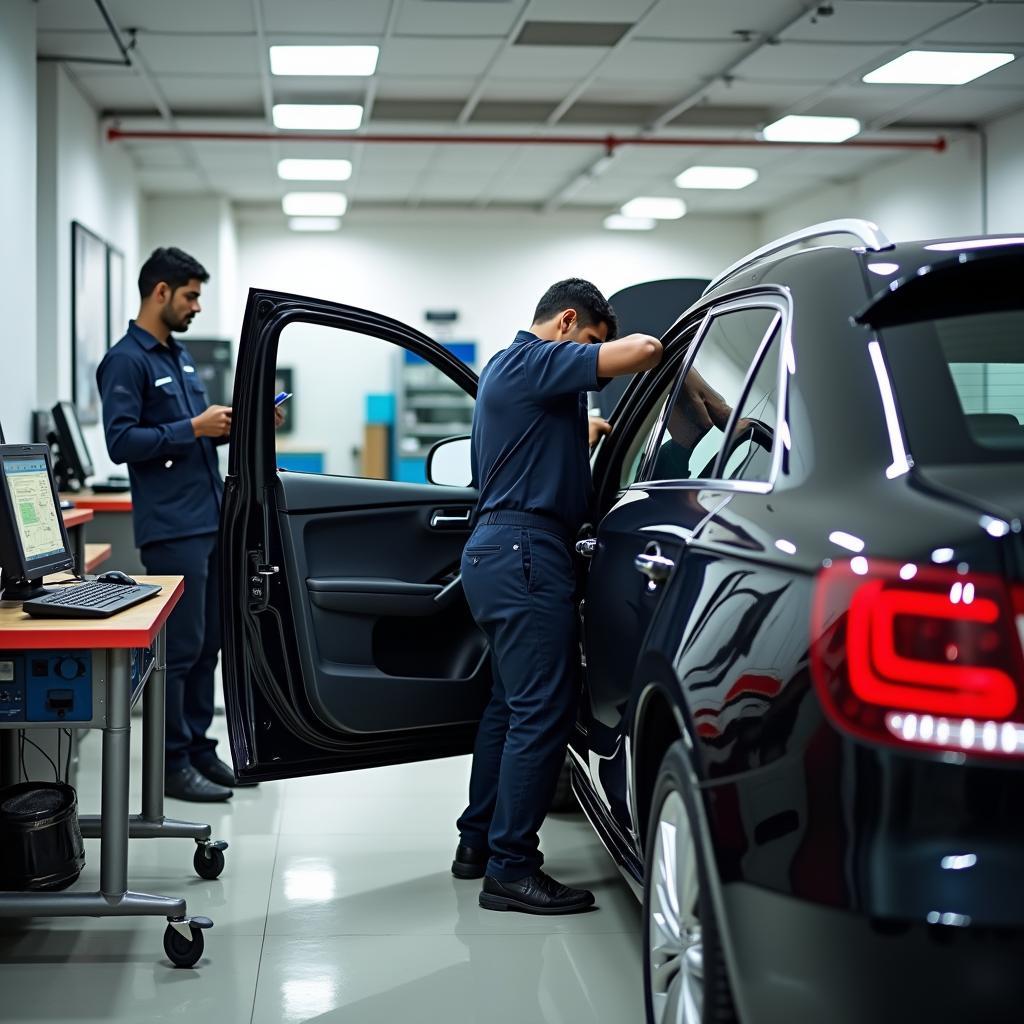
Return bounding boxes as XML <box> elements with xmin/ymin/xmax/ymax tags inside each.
<box><xmin>451</xmin><ymin>278</ymin><xmax>663</xmax><ymax>914</ymax></box>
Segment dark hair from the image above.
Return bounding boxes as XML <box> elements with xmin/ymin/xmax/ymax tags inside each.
<box><xmin>138</xmin><ymin>246</ymin><xmax>209</xmax><ymax>299</ymax></box>
<box><xmin>532</xmin><ymin>278</ymin><xmax>618</xmax><ymax>338</ymax></box>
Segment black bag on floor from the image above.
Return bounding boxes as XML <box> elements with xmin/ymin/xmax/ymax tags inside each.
<box><xmin>0</xmin><ymin>781</ymin><xmax>85</xmax><ymax>891</ymax></box>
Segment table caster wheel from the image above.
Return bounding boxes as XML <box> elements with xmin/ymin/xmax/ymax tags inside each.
<box><xmin>194</xmin><ymin>844</ymin><xmax>226</xmax><ymax>880</ymax></box>
<box><xmin>163</xmin><ymin>919</ymin><xmax>209</xmax><ymax>968</ymax></box>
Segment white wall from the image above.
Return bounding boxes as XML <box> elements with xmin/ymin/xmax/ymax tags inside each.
<box><xmin>758</xmin><ymin>105</ymin><xmax>1024</xmax><ymax>245</ymax></box>
<box><xmin>233</xmin><ymin>209</ymin><xmax>758</xmax><ymax>473</ymax></box>
<box><xmin>0</xmin><ymin>0</ymin><xmax>38</xmax><ymax>443</ymax></box>
<box><xmin>36</xmin><ymin>63</ymin><xmax>141</xmax><ymax>476</ymax></box>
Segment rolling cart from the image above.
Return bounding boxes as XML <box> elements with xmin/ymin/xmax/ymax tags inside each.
<box><xmin>0</xmin><ymin>576</ymin><xmax>227</xmax><ymax>968</ymax></box>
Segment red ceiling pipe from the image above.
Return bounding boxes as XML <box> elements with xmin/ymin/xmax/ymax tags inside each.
<box><xmin>106</xmin><ymin>127</ymin><xmax>948</xmax><ymax>153</ymax></box>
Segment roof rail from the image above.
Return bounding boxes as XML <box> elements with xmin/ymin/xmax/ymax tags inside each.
<box><xmin>703</xmin><ymin>218</ymin><xmax>893</xmax><ymax>295</ymax></box>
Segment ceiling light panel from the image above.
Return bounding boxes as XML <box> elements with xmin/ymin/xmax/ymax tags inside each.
<box><xmin>762</xmin><ymin>115</ymin><xmax>861</xmax><ymax>143</ymax></box>
<box><xmin>620</xmin><ymin>197</ymin><xmax>686</xmax><ymax>220</ymax></box>
<box><xmin>514</xmin><ymin>21</ymin><xmax>632</xmax><ymax>47</ymax></box>
<box><xmin>603</xmin><ymin>215</ymin><xmax>656</xmax><ymax>231</ymax></box>
<box><xmin>272</xmin><ymin>105</ymin><xmax>363</xmax><ymax>130</ymax></box>
<box><xmin>863</xmin><ymin>50</ymin><xmax>1014</xmax><ymax>86</ymax></box>
<box><xmin>282</xmin><ymin>192</ymin><xmax>348</xmax><ymax>216</ymax></box>
<box><xmin>675</xmin><ymin>166</ymin><xmax>759</xmax><ymax>190</ymax></box>
<box><xmin>278</xmin><ymin>159</ymin><xmax>353</xmax><ymax>181</ymax></box>
<box><xmin>269</xmin><ymin>45</ymin><xmax>379</xmax><ymax>77</ymax></box>
<box><xmin>289</xmin><ymin>217</ymin><xmax>342</xmax><ymax>232</ymax></box>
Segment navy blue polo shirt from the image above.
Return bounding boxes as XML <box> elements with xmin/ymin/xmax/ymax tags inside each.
<box><xmin>472</xmin><ymin>330</ymin><xmax>606</xmax><ymax>534</ymax></box>
<box><xmin>96</xmin><ymin>321</ymin><xmax>224</xmax><ymax>548</ymax></box>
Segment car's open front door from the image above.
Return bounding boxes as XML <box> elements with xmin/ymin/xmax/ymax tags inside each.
<box><xmin>221</xmin><ymin>288</ymin><xmax>488</xmax><ymax>782</ymax></box>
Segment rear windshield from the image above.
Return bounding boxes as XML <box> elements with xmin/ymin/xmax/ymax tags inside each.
<box><xmin>882</xmin><ymin>310</ymin><xmax>1024</xmax><ymax>465</ymax></box>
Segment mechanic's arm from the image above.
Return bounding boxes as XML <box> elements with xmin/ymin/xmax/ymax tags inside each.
<box><xmin>596</xmin><ymin>333</ymin><xmax>663</xmax><ymax>378</ymax></box>
<box><xmin>98</xmin><ymin>354</ymin><xmax>229</xmax><ymax>464</ymax></box>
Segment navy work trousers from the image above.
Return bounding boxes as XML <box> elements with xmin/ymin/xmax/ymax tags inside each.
<box><xmin>140</xmin><ymin>532</ymin><xmax>220</xmax><ymax>773</ymax></box>
<box><xmin>456</xmin><ymin>521</ymin><xmax>579</xmax><ymax>882</ymax></box>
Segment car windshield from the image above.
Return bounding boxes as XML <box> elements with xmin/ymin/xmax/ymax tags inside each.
<box><xmin>883</xmin><ymin>309</ymin><xmax>1024</xmax><ymax>465</ymax></box>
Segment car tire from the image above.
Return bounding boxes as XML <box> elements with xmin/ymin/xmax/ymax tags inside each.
<box><xmin>548</xmin><ymin>755</ymin><xmax>579</xmax><ymax>813</ymax></box>
<box><xmin>642</xmin><ymin>741</ymin><xmax>738</xmax><ymax>1024</ymax></box>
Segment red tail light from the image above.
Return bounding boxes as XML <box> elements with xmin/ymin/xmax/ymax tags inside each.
<box><xmin>810</xmin><ymin>559</ymin><xmax>1024</xmax><ymax>758</ymax></box>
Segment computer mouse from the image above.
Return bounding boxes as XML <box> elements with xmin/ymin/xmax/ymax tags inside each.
<box><xmin>97</xmin><ymin>570</ymin><xmax>138</xmax><ymax>586</ymax></box>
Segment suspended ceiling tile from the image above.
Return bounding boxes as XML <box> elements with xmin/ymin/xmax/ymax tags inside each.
<box><xmin>37</xmin><ymin>0</ymin><xmax>116</xmax><ymax>32</ymax></box>
<box><xmin>891</xmin><ymin>87</ymin><xmax>1024</xmax><ymax>124</ymax></box>
<box><xmin>560</xmin><ymin>101</ymin><xmax>666</xmax><ymax>125</ymax></box>
<box><xmin>67</xmin><ymin>71</ymin><xmax>159</xmax><ymax>113</ymax></box>
<box><xmin>378</xmin><ymin>37</ymin><xmax>504</xmax><ymax>77</ymax></box>
<box><xmin>394</xmin><ymin>0</ymin><xmax>521</xmax><ymax>38</ymax></box>
<box><xmin>134</xmin><ymin>32</ymin><xmax>260</xmax><ymax>75</ymax></box>
<box><xmin>600</xmin><ymin>40</ymin><xmax>750</xmax><ymax>81</ymax></box>
<box><xmin>359</xmin><ymin>145</ymin><xmax>439</xmax><ymax>173</ymax></box>
<box><xmin>734</xmin><ymin>42</ymin><xmax>892</xmax><ymax>83</ymax></box>
<box><xmin>486</xmin><ymin>178</ymin><xmax>563</xmax><ymax>202</ymax></box>
<box><xmin>122</xmin><ymin>143</ymin><xmax>192</xmax><ymax>169</ymax></box>
<box><xmin>138</xmin><ymin>168</ymin><xmax>209</xmax><ymax>194</ymax></box>
<box><xmin>584</xmin><ymin>79</ymin><xmax>701</xmax><ymax>105</ymax></box>
<box><xmin>530</xmin><ymin>0</ymin><xmax>656</xmax><ymax>22</ymax></box>
<box><xmin>638</xmin><ymin>0</ymin><xmax>809</xmax><ymax>42</ymax></box>
<box><xmin>154</xmin><ymin>75</ymin><xmax>265</xmax><ymax>113</ymax></box>
<box><xmin>37</xmin><ymin>30</ymin><xmax>125</xmax><ymax>62</ymax></box>
<box><xmin>490</xmin><ymin>46</ymin><xmax>608</xmax><ymax>80</ymax></box>
<box><xmin>483</xmin><ymin>77</ymin><xmax>587</xmax><ymax>101</ymax></box>
<box><xmin>702</xmin><ymin>79</ymin><xmax>821</xmax><ymax>109</ymax></box>
<box><xmin>106</xmin><ymin>0</ymin><xmax>255</xmax><ymax>34</ymax></box>
<box><xmin>925</xmin><ymin>4</ymin><xmax>1024</xmax><ymax>45</ymax></box>
<box><xmin>260</xmin><ymin>0</ymin><xmax>391</xmax><ymax>35</ymax></box>
<box><xmin>781</xmin><ymin>2</ymin><xmax>975</xmax><ymax>44</ymax></box>
<box><xmin>375</xmin><ymin>75</ymin><xmax>478</xmax><ymax>100</ymax></box>
<box><xmin>668</xmin><ymin>105</ymin><xmax>776</xmax><ymax>129</ymax></box>
<box><xmin>370</xmin><ymin>99</ymin><xmax>466</xmax><ymax>121</ymax></box>
<box><xmin>468</xmin><ymin>101</ymin><xmax>560</xmax><ymax>123</ymax></box>
<box><xmin>190</xmin><ymin>139</ymin><xmax>278</xmax><ymax>165</ymax></box>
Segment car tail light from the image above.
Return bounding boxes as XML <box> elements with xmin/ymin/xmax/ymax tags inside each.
<box><xmin>810</xmin><ymin>559</ymin><xmax>1024</xmax><ymax>758</ymax></box>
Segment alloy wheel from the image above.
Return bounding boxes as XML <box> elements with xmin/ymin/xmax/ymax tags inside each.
<box><xmin>648</xmin><ymin>789</ymin><xmax>704</xmax><ymax>1024</ymax></box>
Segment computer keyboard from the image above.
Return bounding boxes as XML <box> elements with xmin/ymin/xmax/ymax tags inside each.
<box><xmin>22</xmin><ymin>581</ymin><xmax>162</xmax><ymax>619</ymax></box>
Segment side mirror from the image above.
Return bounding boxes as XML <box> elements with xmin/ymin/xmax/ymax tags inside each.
<box><xmin>426</xmin><ymin>435</ymin><xmax>473</xmax><ymax>488</ymax></box>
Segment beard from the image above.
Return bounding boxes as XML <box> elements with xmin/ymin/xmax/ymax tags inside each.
<box><xmin>161</xmin><ymin>303</ymin><xmax>193</xmax><ymax>333</ymax></box>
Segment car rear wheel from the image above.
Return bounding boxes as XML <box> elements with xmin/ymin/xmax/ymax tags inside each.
<box><xmin>643</xmin><ymin>741</ymin><xmax>737</xmax><ymax>1024</ymax></box>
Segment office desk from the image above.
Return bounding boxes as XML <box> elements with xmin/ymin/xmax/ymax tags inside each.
<box><xmin>61</xmin><ymin>491</ymin><xmax>141</xmax><ymax>575</ymax></box>
<box><xmin>83</xmin><ymin>543</ymin><xmax>112</xmax><ymax>573</ymax></box>
<box><xmin>0</xmin><ymin>577</ymin><xmax>225</xmax><ymax>968</ymax></box>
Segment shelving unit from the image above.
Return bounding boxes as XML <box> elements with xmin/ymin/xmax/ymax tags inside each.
<box><xmin>394</xmin><ymin>342</ymin><xmax>476</xmax><ymax>483</ymax></box>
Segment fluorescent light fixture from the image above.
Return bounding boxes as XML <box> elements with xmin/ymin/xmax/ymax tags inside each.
<box><xmin>863</xmin><ymin>50</ymin><xmax>1014</xmax><ymax>86</ymax></box>
<box><xmin>288</xmin><ymin>217</ymin><xmax>341</xmax><ymax>232</ymax></box>
<box><xmin>270</xmin><ymin>45</ymin><xmax>379</xmax><ymax>77</ymax></box>
<box><xmin>674</xmin><ymin>166</ymin><xmax>759</xmax><ymax>190</ymax></box>
<box><xmin>762</xmin><ymin>115</ymin><xmax>860</xmax><ymax>143</ymax></box>
<box><xmin>829</xmin><ymin>530</ymin><xmax>865</xmax><ymax>553</ymax></box>
<box><xmin>927</xmin><ymin>236</ymin><xmax>1024</xmax><ymax>252</ymax></box>
<box><xmin>272</xmin><ymin>104</ymin><xmax>363</xmax><ymax>130</ymax></box>
<box><xmin>620</xmin><ymin>197</ymin><xmax>686</xmax><ymax>220</ymax></box>
<box><xmin>278</xmin><ymin>158</ymin><xmax>352</xmax><ymax>181</ymax></box>
<box><xmin>603</xmin><ymin>214</ymin><xmax>656</xmax><ymax>231</ymax></box>
<box><xmin>282</xmin><ymin>192</ymin><xmax>348</xmax><ymax>216</ymax></box>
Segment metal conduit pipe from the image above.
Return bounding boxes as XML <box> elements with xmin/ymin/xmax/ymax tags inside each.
<box><xmin>107</xmin><ymin>127</ymin><xmax>948</xmax><ymax>153</ymax></box>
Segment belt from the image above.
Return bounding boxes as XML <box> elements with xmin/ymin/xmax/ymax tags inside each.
<box><xmin>476</xmin><ymin>510</ymin><xmax>573</xmax><ymax>544</ymax></box>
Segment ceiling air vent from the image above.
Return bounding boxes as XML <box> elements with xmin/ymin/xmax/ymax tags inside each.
<box><xmin>515</xmin><ymin>21</ymin><xmax>632</xmax><ymax>47</ymax></box>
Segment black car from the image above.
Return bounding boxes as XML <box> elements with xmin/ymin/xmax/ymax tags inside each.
<box><xmin>222</xmin><ymin>221</ymin><xmax>1024</xmax><ymax>1024</ymax></box>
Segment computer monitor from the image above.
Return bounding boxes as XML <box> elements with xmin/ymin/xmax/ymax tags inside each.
<box><xmin>50</xmin><ymin>401</ymin><xmax>94</xmax><ymax>491</ymax></box>
<box><xmin>0</xmin><ymin>444</ymin><xmax>74</xmax><ymax>601</ymax></box>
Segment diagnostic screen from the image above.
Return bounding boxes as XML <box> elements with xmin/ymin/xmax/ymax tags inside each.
<box><xmin>3</xmin><ymin>457</ymin><xmax>67</xmax><ymax>563</ymax></box>
<box><xmin>61</xmin><ymin>403</ymin><xmax>93</xmax><ymax>470</ymax></box>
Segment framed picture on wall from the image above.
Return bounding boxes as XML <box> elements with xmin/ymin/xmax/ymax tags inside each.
<box><xmin>71</xmin><ymin>221</ymin><xmax>109</xmax><ymax>425</ymax></box>
<box><xmin>107</xmin><ymin>244</ymin><xmax>125</xmax><ymax>350</ymax></box>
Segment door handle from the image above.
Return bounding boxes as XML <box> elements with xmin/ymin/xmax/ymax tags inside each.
<box><xmin>634</xmin><ymin>542</ymin><xmax>675</xmax><ymax>584</ymax></box>
<box><xmin>575</xmin><ymin>538</ymin><xmax>597</xmax><ymax>558</ymax></box>
<box><xmin>431</xmin><ymin>508</ymin><xmax>472</xmax><ymax>528</ymax></box>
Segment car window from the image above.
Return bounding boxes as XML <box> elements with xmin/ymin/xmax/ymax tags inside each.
<box><xmin>720</xmin><ymin>328</ymin><xmax>781</xmax><ymax>482</ymax></box>
<box><xmin>274</xmin><ymin>322</ymin><xmax>475</xmax><ymax>482</ymax></box>
<box><xmin>647</xmin><ymin>307</ymin><xmax>779</xmax><ymax>482</ymax></box>
<box><xmin>619</xmin><ymin>380</ymin><xmax>675</xmax><ymax>489</ymax></box>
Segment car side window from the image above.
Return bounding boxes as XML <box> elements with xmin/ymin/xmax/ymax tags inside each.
<box><xmin>619</xmin><ymin>380</ymin><xmax>676</xmax><ymax>489</ymax></box>
<box><xmin>646</xmin><ymin>307</ymin><xmax>779</xmax><ymax>483</ymax></box>
<box><xmin>719</xmin><ymin>328</ymin><xmax>781</xmax><ymax>482</ymax></box>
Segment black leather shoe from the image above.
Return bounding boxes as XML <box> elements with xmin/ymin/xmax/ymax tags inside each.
<box><xmin>479</xmin><ymin>870</ymin><xmax>595</xmax><ymax>915</ymax></box>
<box><xmin>194</xmin><ymin>756</ymin><xmax>259</xmax><ymax>788</ymax></box>
<box><xmin>451</xmin><ymin>843</ymin><xmax>489</xmax><ymax>880</ymax></box>
<box><xmin>165</xmin><ymin>765</ymin><xmax>233</xmax><ymax>802</ymax></box>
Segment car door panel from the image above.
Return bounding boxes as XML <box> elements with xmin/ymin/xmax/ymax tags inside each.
<box><xmin>222</xmin><ymin>288</ymin><xmax>488</xmax><ymax>782</ymax></box>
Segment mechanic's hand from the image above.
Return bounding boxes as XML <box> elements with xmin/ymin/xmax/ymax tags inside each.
<box><xmin>589</xmin><ymin>416</ymin><xmax>612</xmax><ymax>447</ymax></box>
<box><xmin>274</xmin><ymin>406</ymin><xmax>286</xmax><ymax>429</ymax></box>
<box><xmin>192</xmin><ymin>404</ymin><xmax>232</xmax><ymax>438</ymax></box>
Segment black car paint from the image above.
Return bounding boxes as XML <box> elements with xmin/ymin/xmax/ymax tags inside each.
<box><xmin>223</xmin><ymin>241</ymin><xmax>1024</xmax><ymax>1022</ymax></box>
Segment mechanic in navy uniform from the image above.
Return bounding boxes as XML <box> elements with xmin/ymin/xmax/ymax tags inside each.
<box><xmin>451</xmin><ymin>279</ymin><xmax>663</xmax><ymax>913</ymax></box>
<box><xmin>97</xmin><ymin>247</ymin><xmax>277</xmax><ymax>802</ymax></box>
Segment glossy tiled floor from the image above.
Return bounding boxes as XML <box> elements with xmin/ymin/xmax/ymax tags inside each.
<box><xmin>0</xmin><ymin>708</ymin><xmax>643</xmax><ymax>1023</ymax></box>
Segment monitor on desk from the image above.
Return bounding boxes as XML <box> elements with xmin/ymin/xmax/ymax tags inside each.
<box><xmin>50</xmin><ymin>400</ymin><xmax>94</xmax><ymax>490</ymax></box>
<box><xmin>0</xmin><ymin>444</ymin><xmax>74</xmax><ymax>601</ymax></box>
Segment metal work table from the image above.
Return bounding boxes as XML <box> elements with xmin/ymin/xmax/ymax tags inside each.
<box><xmin>0</xmin><ymin>576</ymin><xmax>226</xmax><ymax>968</ymax></box>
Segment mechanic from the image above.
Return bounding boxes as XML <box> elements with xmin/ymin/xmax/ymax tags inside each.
<box><xmin>452</xmin><ymin>278</ymin><xmax>663</xmax><ymax>914</ymax></box>
<box><xmin>97</xmin><ymin>247</ymin><xmax>281</xmax><ymax>803</ymax></box>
